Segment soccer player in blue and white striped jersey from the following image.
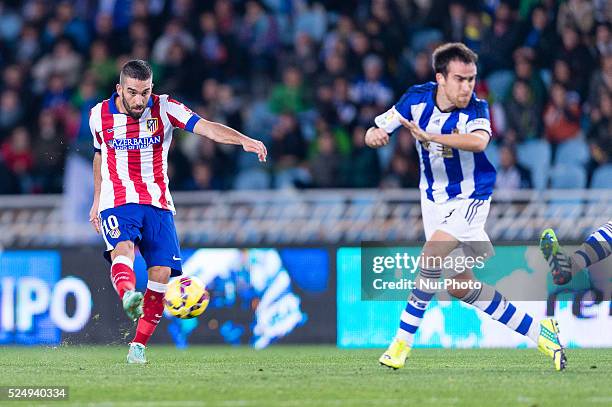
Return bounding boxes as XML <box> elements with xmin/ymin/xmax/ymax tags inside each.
<box><xmin>366</xmin><ymin>43</ymin><xmax>566</xmax><ymax>371</ymax></box>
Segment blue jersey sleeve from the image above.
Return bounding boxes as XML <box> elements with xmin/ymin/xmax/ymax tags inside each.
<box><xmin>393</xmin><ymin>90</ymin><xmax>415</xmax><ymax>121</ymax></box>
<box><xmin>466</xmin><ymin>98</ymin><xmax>492</xmax><ymax>135</ymax></box>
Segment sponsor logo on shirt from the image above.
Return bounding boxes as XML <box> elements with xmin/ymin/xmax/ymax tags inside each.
<box><xmin>107</xmin><ymin>135</ymin><xmax>162</xmax><ymax>150</ymax></box>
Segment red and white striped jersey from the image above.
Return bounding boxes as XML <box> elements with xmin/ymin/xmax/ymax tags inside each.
<box><xmin>90</xmin><ymin>93</ymin><xmax>200</xmax><ymax>214</ymax></box>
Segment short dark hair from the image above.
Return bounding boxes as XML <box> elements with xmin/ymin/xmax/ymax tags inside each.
<box><xmin>432</xmin><ymin>43</ymin><xmax>478</xmax><ymax>76</ymax></box>
<box><xmin>120</xmin><ymin>59</ymin><xmax>152</xmax><ymax>84</ymax></box>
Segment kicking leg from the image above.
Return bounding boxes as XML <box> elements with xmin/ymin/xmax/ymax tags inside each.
<box><xmin>128</xmin><ymin>266</ymin><xmax>170</xmax><ymax>364</ymax></box>
<box><xmin>110</xmin><ymin>241</ymin><xmax>143</xmax><ymax>321</ymax></box>
<box><xmin>449</xmin><ymin>274</ymin><xmax>566</xmax><ymax>371</ymax></box>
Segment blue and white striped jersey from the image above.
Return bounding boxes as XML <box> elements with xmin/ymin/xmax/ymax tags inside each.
<box><xmin>375</xmin><ymin>82</ymin><xmax>496</xmax><ymax>203</ymax></box>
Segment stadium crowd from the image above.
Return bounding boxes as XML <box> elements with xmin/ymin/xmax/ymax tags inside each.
<box><xmin>0</xmin><ymin>0</ymin><xmax>610</xmax><ymax>195</ymax></box>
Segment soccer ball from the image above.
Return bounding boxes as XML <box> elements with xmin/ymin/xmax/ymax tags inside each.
<box><xmin>164</xmin><ymin>276</ymin><xmax>210</xmax><ymax>319</ymax></box>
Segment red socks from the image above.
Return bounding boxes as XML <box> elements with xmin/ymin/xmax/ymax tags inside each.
<box><xmin>111</xmin><ymin>254</ymin><xmax>166</xmax><ymax>347</ymax></box>
<box><xmin>110</xmin><ymin>255</ymin><xmax>136</xmax><ymax>299</ymax></box>
<box><xmin>132</xmin><ymin>281</ymin><xmax>167</xmax><ymax>346</ymax></box>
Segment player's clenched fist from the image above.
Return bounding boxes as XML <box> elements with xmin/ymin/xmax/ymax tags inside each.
<box><xmin>365</xmin><ymin>127</ymin><xmax>389</xmax><ymax>148</ymax></box>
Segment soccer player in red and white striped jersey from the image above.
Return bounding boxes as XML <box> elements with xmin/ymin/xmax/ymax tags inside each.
<box><xmin>88</xmin><ymin>60</ymin><xmax>267</xmax><ymax>364</ymax></box>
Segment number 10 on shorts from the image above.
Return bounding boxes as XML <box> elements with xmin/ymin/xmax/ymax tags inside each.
<box><xmin>102</xmin><ymin>215</ymin><xmax>121</xmax><ymax>238</ymax></box>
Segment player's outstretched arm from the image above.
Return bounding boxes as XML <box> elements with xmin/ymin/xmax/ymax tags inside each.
<box><xmin>429</xmin><ymin>130</ymin><xmax>489</xmax><ymax>152</ymax></box>
<box><xmin>398</xmin><ymin>115</ymin><xmax>489</xmax><ymax>152</ymax></box>
<box><xmin>89</xmin><ymin>152</ymin><xmax>102</xmax><ymax>234</ymax></box>
<box><xmin>193</xmin><ymin>119</ymin><xmax>267</xmax><ymax>162</ymax></box>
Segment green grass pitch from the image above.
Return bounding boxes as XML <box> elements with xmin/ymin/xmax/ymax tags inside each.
<box><xmin>1</xmin><ymin>346</ymin><xmax>611</xmax><ymax>406</ymax></box>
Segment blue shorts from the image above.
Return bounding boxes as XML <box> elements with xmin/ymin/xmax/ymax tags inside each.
<box><xmin>100</xmin><ymin>203</ymin><xmax>182</xmax><ymax>276</ymax></box>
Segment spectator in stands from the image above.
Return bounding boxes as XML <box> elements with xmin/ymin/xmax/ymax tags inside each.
<box><xmin>33</xmin><ymin>110</ymin><xmax>66</xmax><ymax>193</ymax></box>
<box><xmin>187</xmin><ymin>161</ymin><xmax>216</xmax><ymax>190</ymax></box>
<box><xmin>463</xmin><ymin>10</ymin><xmax>484</xmax><ymax>52</ymax></box>
<box><xmin>318</xmin><ymin>51</ymin><xmax>349</xmax><ymax>87</ymax></box>
<box><xmin>214</xmin><ymin>0</ymin><xmax>237</xmax><ymax>36</ymax></box>
<box><xmin>587</xmin><ymin>54</ymin><xmax>612</xmax><ymax>111</ymax></box>
<box><xmin>365</xmin><ymin>1</ymin><xmax>403</xmax><ymax>62</ymax></box>
<box><xmin>131</xmin><ymin>1</ymin><xmax>151</xmax><ymax>22</ymax></box>
<box><xmin>42</xmin><ymin>73</ymin><xmax>71</xmax><ymax>114</ymax></box>
<box><xmin>397</xmin><ymin>50</ymin><xmax>434</xmax><ymax>92</ymax></box>
<box><xmin>551</xmin><ymin>59</ymin><xmax>581</xmax><ymax>97</ymax></box>
<box><xmin>347</xmin><ymin>31</ymin><xmax>373</xmax><ymax>75</ymax></box>
<box><xmin>0</xmin><ymin>90</ymin><xmax>24</xmax><ymax>136</ymax></box>
<box><xmin>14</xmin><ymin>24</ymin><xmax>41</xmax><ymax>65</ymax></box>
<box><xmin>314</xmin><ymin>117</ymin><xmax>351</xmax><ymax>157</ymax></box>
<box><xmin>32</xmin><ymin>37</ymin><xmax>82</xmax><ymax>91</ymax></box>
<box><xmin>152</xmin><ymin>19</ymin><xmax>196</xmax><ymax>66</ymax></box>
<box><xmin>557</xmin><ymin>0</ymin><xmax>595</xmax><ymax>37</ymax></box>
<box><xmin>480</xmin><ymin>2</ymin><xmax>519</xmax><ymax>75</ymax></box>
<box><xmin>237</xmin><ymin>0</ymin><xmax>279</xmax><ymax>75</ymax></box>
<box><xmin>349</xmin><ymin>54</ymin><xmax>393</xmax><ymax>108</ymax></box>
<box><xmin>331</xmin><ymin>77</ymin><xmax>358</xmax><ymax>128</ymax></box>
<box><xmin>521</xmin><ymin>5</ymin><xmax>557</xmax><ymax>69</ymax></box>
<box><xmin>512</xmin><ymin>50</ymin><xmax>547</xmax><ymax>107</ymax></box>
<box><xmin>503</xmin><ymin>80</ymin><xmax>542</xmax><ymax>143</ymax></box>
<box><xmin>556</xmin><ymin>25</ymin><xmax>593</xmax><ymax>99</ymax></box>
<box><xmin>194</xmin><ymin>136</ymin><xmax>236</xmax><ymax>191</ymax></box>
<box><xmin>0</xmin><ymin>1</ymin><xmax>22</xmax><ymax>44</ymax></box>
<box><xmin>495</xmin><ymin>144</ymin><xmax>532</xmax><ymax>191</ymax></box>
<box><xmin>94</xmin><ymin>13</ymin><xmax>120</xmax><ymax>53</ymax></box>
<box><xmin>443</xmin><ymin>1</ymin><xmax>466</xmax><ymax>43</ymax></box>
<box><xmin>1</xmin><ymin>127</ymin><xmax>33</xmax><ymax>193</ymax></box>
<box><xmin>71</xmin><ymin>74</ymin><xmax>100</xmax><ymax>146</ymax></box>
<box><xmin>268</xmin><ymin>66</ymin><xmax>310</xmax><ymax>114</ymax></box>
<box><xmin>587</xmin><ymin>90</ymin><xmax>612</xmax><ymax>177</ymax></box>
<box><xmin>543</xmin><ymin>82</ymin><xmax>582</xmax><ymax>144</ymax></box>
<box><xmin>380</xmin><ymin>127</ymin><xmax>419</xmax><ymax>188</ymax></box>
<box><xmin>216</xmin><ymin>84</ymin><xmax>244</xmax><ymax>131</ymax></box>
<box><xmin>1</xmin><ymin>65</ymin><xmax>28</xmax><ymax>101</ymax></box>
<box><xmin>341</xmin><ymin>125</ymin><xmax>380</xmax><ymax>188</ymax></box>
<box><xmin>128</xmin><ymin>18</ymin><xmax>151</xmax><ymax>45</ymax></box>
<box><xmin>320</xmin><ymin>15</ymin><xmax>354</xmax><ymax>62</ymax></box>
<box><xmin>593</xmin><ymin>22</ymin><xmax>611</xmax><ymax>59</ymax></box>
<box><xmin>198</xmin><ymin>11</ymin><xmax>229</xmax><ymax>79</ymax></box>
<box><xmin>294</xmin><ymin>1</ymin><xmax>328</xmax><ymax>44</ymax></box>
<box><xmin>269</xmin><ymin>113</ymin><xmax>308</xmax><ymax>188</ymax></box>
<box><xmin>315</xmin><ymin>81</ymin><xmax>337</xmax><ymax>125</ymax></box>
<box><xmin>291</xmin><ymin>32</ymin><xmax>319</xmax><ymax>79</ymax></box>
<box><xmin>167</xmin><ymin>141</ymin><xmax>192</xmax><ymax>191</ymax></box>
<box><xmin>56</xmin><ymin>1</ymin><xmax>90</xmax><ymax>52</ymax></box>
<box><xmin>87</xmin><ymin>40</ymin><xmax>116</xmax><ymax>92</ymax></box>
<box><xmin>42</xmin><ymin>15</ymin><xmax>64</xmax><ymax>49</ymax></box>
<box><xmin>157</xmin><ymin>41</ymin><xmax>199</xmax><ymax>98</ymax></box>
<box><xmin>309</xmin><ymin>130</ymin><xmax>340</xmax><ymax>188</ymax></box>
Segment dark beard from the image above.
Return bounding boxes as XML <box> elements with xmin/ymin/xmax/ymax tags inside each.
<box><xmin>121</xmin><ymin>95</ymin><xmax>144</xmax><ymax>119</ymax></box>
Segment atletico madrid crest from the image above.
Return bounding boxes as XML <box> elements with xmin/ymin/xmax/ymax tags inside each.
<box><xmin>146</xmin><ymin>118</ymin><xmax>158</xmax><ymax>134</ymax></box>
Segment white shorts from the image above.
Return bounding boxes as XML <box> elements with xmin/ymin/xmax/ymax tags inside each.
<box><xmin>421</xmin><ymin>194</ymin><xmax>495</xmax><ymax>273</ymax></box>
